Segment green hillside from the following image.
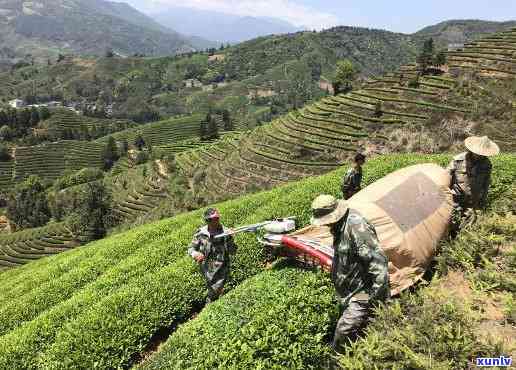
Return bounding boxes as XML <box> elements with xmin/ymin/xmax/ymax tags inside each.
<box><xmin>416</xmin><ymin>19</ymin><xmax>516</xmax><ymax>48</ymax></box>
<box><xmin>41</xmin><ymin>110</ymin><xmax>137</xmax><ymax>138</ymax></box>
<box><xmin>168</xmin><ymin>27</ymin><xmax>516</xmax><ymax>203</ymax></box>
<box><xmin>0</xmin><ymin>140</ymin><xmax>104</xmax><ymax>189</ymax></box>
<box><xmin>1</xmin><ymin>27</ymin><xmax>514</xmax><ymax>257</ymax></box>
<box><xmin>0</xmin><ymin>153</ymin><xmax>514</xmax><ymax>368</ymax></box>
<box><xmin>95</xmin><ymin>114</ymin><xmax>206</xmax><ymax>147</ymax></box>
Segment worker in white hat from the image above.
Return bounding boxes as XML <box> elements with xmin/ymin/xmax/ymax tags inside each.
<box><xmin>447</xmin><ymin>136</ymin><xmax>500</xmax><ymax>228</ymax></box>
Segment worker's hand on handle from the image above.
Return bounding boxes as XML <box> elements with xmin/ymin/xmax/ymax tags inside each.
<box><xmin>193</xmin><ymin>253</ymin><xmax>205</xmax><ymax>263</ymax></box>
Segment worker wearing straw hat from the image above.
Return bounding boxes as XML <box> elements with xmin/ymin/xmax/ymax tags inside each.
<box><xmin>311</xmin><ymin>195</ymin><xmax>390</xmax><ymax>353</ymax></box>
<box><xmin>447</xmin><ymin>136</ymin><xmax>500</xmax><ymax>228</ymax></box>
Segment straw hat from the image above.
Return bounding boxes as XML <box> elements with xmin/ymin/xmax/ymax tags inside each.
<box><xmin>310</xmin><ymin>195</ymin><xmax>348</xmax><ymax>226</ymax></box>
<box><xmin>464</xmin><ymin>136</ymin><xmax>500</xmax><ymax>157</ymax></box>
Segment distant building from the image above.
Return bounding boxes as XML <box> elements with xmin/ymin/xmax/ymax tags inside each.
<box><xmin>46</xmin><ymin>101</ymin><xmax>62</xmax><ymax>107</ymax></box>
<box><xmin>8</xmin><ymin>99</ymin><xmax>25</xmax><ymax>108</ymax></box>
<box><xmin>184</xmin><ymin>79</ymin><xmax>203</xmax><ymax>88</ymax></box>
<box><xmin>208</xmin><ymin>54</ymin><xmax>225</xmax><ymax>62</ymax></box>
<box><xmin>448</xmin><ymin>43</ymin><xmax>465</xmax><ymax>52</ymax></box>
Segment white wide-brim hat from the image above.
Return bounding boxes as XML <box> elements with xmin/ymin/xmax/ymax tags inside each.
<box><xmin>464</xmin><ymin>136</ymin><xmax>500</xmax><ymax>157</ymax></box>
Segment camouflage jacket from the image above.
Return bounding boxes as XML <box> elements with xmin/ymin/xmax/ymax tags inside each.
<box><xmin>331</xmin><ymin>209</ymin><xmax>390</xmax><ymax>306</ymax></box>
<box><xmin>342</xmin><ymin>167</ymin><xmax>363</xmax><ymax>200</ymax></box>
<box><xmin>188</xmin><ymin>225</ymin><xmax>237</xmax><ymax>286</ymax></box>
<box><xmin>447</xmin><ymin>152</ymin><xmax>492</xmax><ymax>210</ymax></box>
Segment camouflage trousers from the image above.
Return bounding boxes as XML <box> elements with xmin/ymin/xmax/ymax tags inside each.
<box><xmin>332</xmin><ymin>298</ymin><xmax>371</xmax><ymax>352</ymax></box>
<box><xmin>450</xmin><ymin>204</ymin><xmax>477</xmax><ymax>237</ymax></box>
<box><xmin>201</xmin><ymin>261</ymin><xmax>229</xmax><ymax>303</ymax></box>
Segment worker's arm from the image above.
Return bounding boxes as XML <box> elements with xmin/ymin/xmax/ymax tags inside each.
<box><xmin>341</xmin><ymin>169</ymin><xmax>353</xmax><ymax>196</ymax></box>
<box><xmin>187</xmin><ymin>233</ymin><xmax>205</xmax><ymax>262</ymax></box>
<box><xmin>351</xmin><ymin>218</ymin><xmax>390</xmax><ymax>302</ymax></box>
<box><xmin>446</xmin><ymin>159</ymin><xmax>458</xmax><ymax>190</ymax></box>
<box><xmin>479</xmin><ymin>163</ymin><xmax>492</xmax><ymax>209</ymax></box>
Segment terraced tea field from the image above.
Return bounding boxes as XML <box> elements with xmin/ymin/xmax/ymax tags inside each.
<box><xmin>0</xmin><ymin>153</ymin><xmax>513</xmax><ymax>368</ymax></box>
<box><xmin>6</xmin><ymin>141</ymin><xmax>104</xmax><ymax>186</ymax></box>
<box><xmin>95</xmin><ymin>113</ymin><xmax>233</xmax><ymax>148</ymax></box>
<box><xmin>0</xmin><ymin>222</ymin><xmax>81</xmax><ymax>271</ymax></box>
<box><xmin>172</xmin><ymin>28</ymin><xmax>515</xmax><ymax>201</ymax></box>
<box><xmin>108</xmin><ymin>163</ymin><xmax>170</xmax><ymax>224</ymax></box>
<box><xmin>42</xmin><ymin>110</ymin><xmax>136</xmax><ymax>137</ymax></box>
<box><xmin>447</xmin><ymin>28</ymin><xmax>516</xmax><ymax>77</ymax></box>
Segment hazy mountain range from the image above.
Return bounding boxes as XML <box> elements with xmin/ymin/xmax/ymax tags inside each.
<box><xmin>0</xmin><ymin>0</ymin><xmax>215</xmax><ymax>66</ymax></box>
<box><xmin>150</xmin><ymin>6</ymin><xmax>302</xmax><ymax>44</ymax></box>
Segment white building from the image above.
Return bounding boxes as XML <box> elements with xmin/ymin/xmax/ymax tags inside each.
<box><xmin>8</xmin><ymin>99</ymin><xmax>25</xmax><ymax>108</ymax></box>
<box><xmin>184</xmin><ymin>79</ymin><xmax>203</xmax><ymax>88</ymax></box>
<box><xmin>448</xmin><ymin>43</ymin><xmax>465</xmax><ymax>52</ymax></box>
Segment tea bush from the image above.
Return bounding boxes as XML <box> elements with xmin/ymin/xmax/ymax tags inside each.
<box><xmin>0</xmin><ymin>154</ymin><xmax>514</xmax><ymax>368</ymax></box>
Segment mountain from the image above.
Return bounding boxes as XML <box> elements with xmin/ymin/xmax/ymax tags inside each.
<box><xmin>151</xmin><ymin>6</ymin><xmax>302</xmax><ymax>43</ymax></box>
<box><xmin>415</xmin><ymin>19</ymin><xmax>516</xmax><ymax>47</ymax></box>
<box><xmin>0</xmin><ymin>0</ymin><xmax>214</xmax><ymax>66</ymax></box>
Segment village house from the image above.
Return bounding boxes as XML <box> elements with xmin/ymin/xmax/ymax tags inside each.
<box><xmin>448</xmin><ymin>43</ymin><xmax>465</xmax><ymax>52</ymax></box>
<box><xmin>8</xmin><ymin>99</ymin><xmax>25</xmax><ymax>108</ymax></box>
<box><xmin>184</xmin><ymin>79</ymin><xmax>203</xmax><ymax>88</ymax></box>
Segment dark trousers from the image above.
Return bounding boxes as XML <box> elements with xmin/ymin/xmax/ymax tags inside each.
<box><xmin>333</xmin><ymin>298</ymin><xmax>370</xmax><ymax>352</ymax></box>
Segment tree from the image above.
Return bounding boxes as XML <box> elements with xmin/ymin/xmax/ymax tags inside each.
<box><xmin>6</xmin><ymin>176</ymin><xmax>51</xmax><ymax>229</ymax></box>
<box><xmin>79</xmin><ymin>124</ymin><xmax>90</xmax><ymax>141</ymax></box>
<box><xmin>286</xmin><ymin>62</ymin><xmax>313</xmax><ymax>109</ymax></box>
<box><xmin>0</xmin><ymin>110</ymin><xmax>8</xmax><ymax>126</ymax></box>
<box><xmin>408</xmin><ymin>74</ymin><xmax>421</xmax><ymax>88</ymax></box>
<box><xmin>69</xmin><ymin>181</ymin><xmax>113</xmax><ymax>241</ymax></box>
<box><xmin>222</xmin><ymin>110</ymin><xmax>233</xmax><ymax>131</ymax></box>
<box><xmin>0</xmin><ymin>144</ymin><xmax>10</xmax><ymax>160</ymax></box>
<box><xmin>29</xmin><ymin>107</ymin><xmax>40</xmax><ymax>127</ymax></box>
<box><xmin>417</xmin><ymin>38</ymin><xmax>435</xmax><ymax>74</ymax></box>
<box><xmin>102</xmin><ymin>136</ymin><xmax>119</xmax><ymax>170</ymax></box>
<box><xmin>134</xmin><ymin>134</ymin><xmax>146</xmax><ymax>150</ymax></box>
<box><xmin>39</xmin><ymin>107</ymin><xmax>50</xmax><ymax>121</ymax></box>
<box><xmin>206</xmin><ymin>113</ymin><xmax>219</xmax><ymax>140</ymax></box>
<box><xmin>333</xmin><ymin>59</ymin><xmax>358</xmax><ymax>95</ymax></box>
<box><xmin>0</xmin><ymin>125</ymin><xmax>12</xmax><ymax>141</ymax></box>
<box><xmin>434</xmin><ymin>52</ymin><xmax>447</xmax><ymax>68</ymax></box>
<box><xmin>199</xmin><ymin>119</ymin><xmax>208</xmax><ymax>140</ymax></box>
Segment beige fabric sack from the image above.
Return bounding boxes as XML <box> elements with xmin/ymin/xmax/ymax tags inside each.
<box><xmin>294</xmin><ymin>163</ymin><xmax>454</xmax><ymax>296</ymax></box>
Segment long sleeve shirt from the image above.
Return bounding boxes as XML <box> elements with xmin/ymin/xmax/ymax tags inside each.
<box><xmin>447</xmin><ymin>152</ymin><xmax>492</xmax><ymax>210</ymax></box>
<box><xmin>342</xmin><ymin>166</ymin><xmax>363</xmax><ymax>200</ymax></box>
<box><xmin>331</xmin><ymin>209</ymin><xmax>390</xmax><ymax>306</ymax></box>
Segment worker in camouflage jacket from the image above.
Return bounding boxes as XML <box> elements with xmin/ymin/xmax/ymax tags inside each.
<box><xmin>188</xmin><ymin>208</ymin><xmax>237</xmax><ymax>303</ymax></box>
<box><xmin>342</xmin><ymin>153</ymin><xmax>366</xmax><ymax>200</ymax></box>
<box><xmin>311</xmin><ymin>195</ymin><xmax>390</xmax><ymax>352</ymax></box>
<box><xmin>447</xmin><ymin>136</ymin><xmax>499</xmax><ymax>230</ymax></box>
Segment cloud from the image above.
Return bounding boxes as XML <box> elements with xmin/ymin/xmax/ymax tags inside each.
<box><xmin>146</xmin><ymin>0</ymin><xmax>339</xmax><ymax>30</ymax></box>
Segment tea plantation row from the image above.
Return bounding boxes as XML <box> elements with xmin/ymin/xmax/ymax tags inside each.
<box><xmin>1</xmin><ymin>154</ymin><xmax>515</xmax><ymax>368</ymax></box>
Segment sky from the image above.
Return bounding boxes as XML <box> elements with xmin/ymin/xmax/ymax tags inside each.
<box><xmin>126</xmin><ymin>0</ymin><xmax>516</xmax><ymax>33</ymax></box>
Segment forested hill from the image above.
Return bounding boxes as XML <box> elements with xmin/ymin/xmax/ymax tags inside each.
<box><xmin>0</xmin><ymin>0</ymin><xmax>212</xmax><ymax>66</ymax></box>
<box><xmin>416</xmin><ymin>19</ymin><xmax>516</xmax><ymax>48</ymax></box>
<box><xmin>0</xmin><ymin>26</ymin><xmax>421</xmax><ymax>116</ymax></box>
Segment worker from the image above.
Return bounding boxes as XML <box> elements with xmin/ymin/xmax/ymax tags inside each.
<box><xmin>311</xmin><ymin>195</ymin><xmax>390</xmax><ymax>352</ymax></box>
<box><xmin>342</xmin><ymin>153</ymin><xmax>366</xmax><ymax>200</ymax></box>
<box><xmin>188</xmin><ymin>208</ymin><xmax>237</xmax><ymax>303</ymax></box>
<box><xmin>447</xmin><ymin>136</ymin><xmax>499</xmax><ymax>229</ymax></box>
